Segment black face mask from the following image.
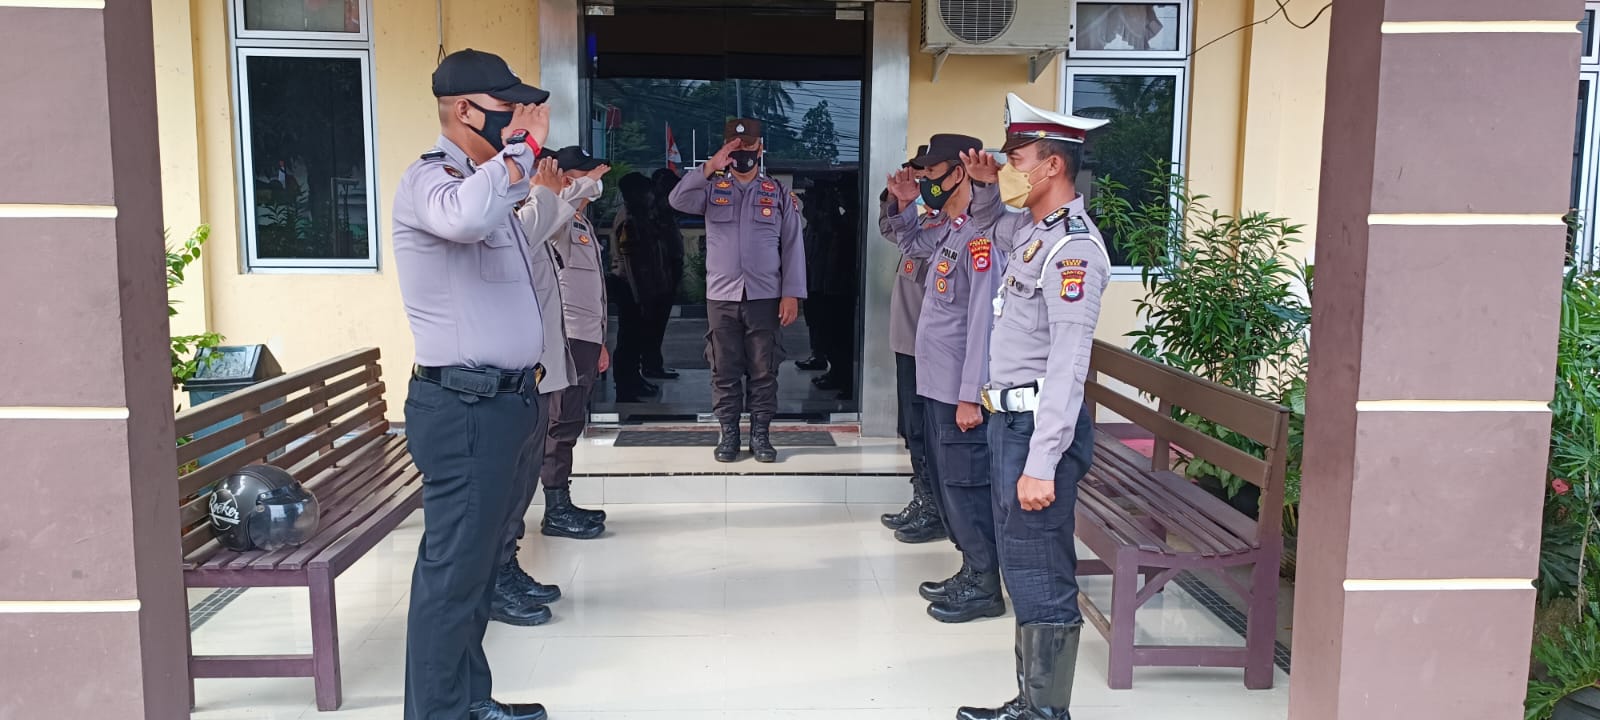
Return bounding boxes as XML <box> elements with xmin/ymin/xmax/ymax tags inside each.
<box><xmin>468</xmin><ymin>100</ymin><xmax>515</xmax><ymax>151</ymax></box>
<box><xmin>917</xmin><ymin>165</ymin><xmax>961</xmax><ymax>211</ymax></box>
<box><xmin>730</xmin><ymin>150</ymin><xmax>760</xmax><ymax>174</ymax></box>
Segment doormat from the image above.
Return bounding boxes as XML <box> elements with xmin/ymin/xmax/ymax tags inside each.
<box><xmin>614</xmin><ymin>430</ymin><xmax>836</xmax><ymax>448</ymax></box>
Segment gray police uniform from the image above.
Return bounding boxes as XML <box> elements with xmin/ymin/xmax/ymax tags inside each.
<box><xmin>883</xmin><ymin>195</ymin><xmax>1005</xmax><ymax>578</ymax></box>
<box><xmin>977</xmin><ymin>185</ymin><xmax>1110</xmax><ymax>625</ymax></box>
<box><xmin>534</xmin><ymin>191</ymin><xmax>609</xmax><ymax>490</ymax></box>
<box><xmin>494</xmin><ymin>187</ymin><xmax>579</xmax><ymax>569</ymax></box>
<box><xmin>668</xmin><ymin>170</ymin><xmax>806</xmax><ymax>423</ymax></box>
<box><xmin>393</xmin><ymin>135</ymin><xmax>545</xmax><ymax>719</ymax></box>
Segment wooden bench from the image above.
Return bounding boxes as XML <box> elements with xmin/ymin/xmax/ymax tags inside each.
<box><xmin>1077</xmin><ymin>340</ymin><xmax>1290</xmax><ymax>690</ymax></box>
<box><xmin>175</xmin><ymin>348</ymin><xmax>421</xmax><ymax>711</ymax></box>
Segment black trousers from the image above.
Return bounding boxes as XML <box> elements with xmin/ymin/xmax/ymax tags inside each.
<box><xmin>706</xmin><ymin>298</ymin><xmax>783</xmax><ymax>422</ymax></box>
<box><xmin>608</xmin><ymin>275</ymin><xmax>646</xmax><ymax>385</ymax></box>
<box><xmin>403</xmin><ymin>377</ymin><xmax>542</xmax><ymax>720</ymax></box>
<box><xmin>988</xmin><ymin>404</ymin><xmax>1095</xmax><ymax>624</ymax></box>
<box><xmin>924</xmin><ymin>397</ymin><xmax>998</xmax><ymax>574</ymax></box>
<box><xmin>541</xmin><ymin>339</ymin><xmax>601</xmax><ymax>489</ymax></box>
<box><xmin>894</xmin><ymin>353</ymin><xmax>926</xmax><ymax>462</ymax></box>
<box><xmin>641</xmin><ymin>269</ymin><xmax>680</xmax><ymax>373</ymax></box>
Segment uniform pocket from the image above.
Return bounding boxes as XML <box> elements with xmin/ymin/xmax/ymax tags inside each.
<box><xmin>936</xmin><ymin>421</ymin><xmax>991</xmax><ymax>487</ymax></box>
<box><xmin>1001</xmin><ymin>280</ymin><xmax>1044</xmax><ymax>331</ymax></box>
<box><xmin>706</xmin><ymin>202</ymin><xmax>737</xmax><ymax>224</ymax></box>
<box><xmin>479</xmin><ymin>231</ymin><xmax>524</xmax><ymax>283</ymax></box>
<box><xmin>1020</xmin><ymin>488</ymin><xmax>1074</xmax><ymax>531</ymax></box>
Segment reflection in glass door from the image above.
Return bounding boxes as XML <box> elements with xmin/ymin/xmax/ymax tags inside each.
<box><xmin>581</xmin><ymin>4</ymin><xmax>868</xmax><ymax>421</ymax></box>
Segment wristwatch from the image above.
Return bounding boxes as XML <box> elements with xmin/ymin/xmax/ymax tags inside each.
<box><xmin>506</xmin><ymin>129</ymin><xmax>529</xmax><ymax>145</ymax></box>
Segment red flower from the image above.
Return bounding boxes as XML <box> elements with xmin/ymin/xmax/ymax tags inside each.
<box><xmin>1553</xmin><ymin>479</ymin><xmax>1572</xmax><ymax>496</ymax></box>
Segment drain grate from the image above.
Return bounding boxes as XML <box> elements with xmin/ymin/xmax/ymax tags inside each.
<box><xmin>613</xmin><ymin>430</ymin><xmax>837</xmax><ymax>447</ymax></box>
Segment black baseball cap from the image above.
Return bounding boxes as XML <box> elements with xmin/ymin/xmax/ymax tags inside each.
<box><xmin>432</xmin><ymin>49</ymin><xmax>550</xmax><ymax>105</ymax></box>
<box><xmin>552</xmin><ymin>146</ymin><xmax>607</xmax><ymax>172</ymax></box>
<box><xmin>904</xmin><ymin>144</ymin><xmax>929</xmax><ymax>169</ymax></box>
<box><xmin>911</xmin><ymin>134</ymin><xmax>983</xmax><ymax>169</ymax></box>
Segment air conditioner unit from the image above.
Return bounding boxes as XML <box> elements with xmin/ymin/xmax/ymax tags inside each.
<box><xmin>921</xmin><ymin>0</ymin><xmax>1073</xmax><ymax>82</ymax></box>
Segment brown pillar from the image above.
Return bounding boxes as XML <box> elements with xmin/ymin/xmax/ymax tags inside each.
<box><xmin>0</xmin><ymin>2</ymin><xmax>187</xmax><ymax>718</ymax></box>
<box><xmin>1293</xmin><ymin>2</ymin><xmax>1579</xmax><ymax>718</ymax></box>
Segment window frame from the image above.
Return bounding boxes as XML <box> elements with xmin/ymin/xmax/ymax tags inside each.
<box><xmin>1583</xmin><ymin>7</ymin><xmax>1598</xmax><ymax>66</ymax></box>
<box><xmin>1061</xmin><ymin>1</ymin><xmax>1191</xmax><ymax>278</ymax></box>
<box><xmin>232</xmin><ymin>0</ymin><xmax>371</xmax><ymax>43</ymax></box>
<box><xmin>1068</xmin><ymin>0</ymin><xmax>1191</xmax><ymax>61</ymax></box>
<box><xmin>1577</xmin><ymin>69</ymin><xmax>1599</xmax><ymax>271</ymax></box>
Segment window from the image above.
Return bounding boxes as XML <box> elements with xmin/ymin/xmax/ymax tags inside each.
<box><xmin>231</xmin><ymin>0</ymin><xmax>378</xmax><ymax>271</ymax></box>
<box><xmin>1063</xmin><ymin>0</ymin><xmax>1190</xmax><ymax>272</ymax></box>
<box><xmin>1572</xmin><ymin>3</ymin><xmax>1600</xmax><ymax>268</ymax></box>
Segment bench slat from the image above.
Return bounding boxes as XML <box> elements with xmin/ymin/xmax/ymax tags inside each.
<box><xmin>175</xmin><ymin>348</ymin><xmax>378</xmax><ymax>437</ymax></box>
<box><xmin>1090</xmin><ymin>438</ymin><xmax>1249</xmax><ymax>556</ymax></box>
<box><xmin>288</xmin><ymin>410</ymin><xmax>390</xmax><ymax>484</ymax></box>
<box><xmin>1088</xmin><ymin>381</ymin><xmax>1275</xmax><ymax>489</ymax></box>
<box><xmin>177</xmin><ymin>369</ymin><xmax>373</xmax><ymax>466</ymax></box>
<box><xmin>276</xmin><ymin>451</ymin><xmax>422</xmax><ymax>571</ymax></box>
<box><xmin>1085</xmin><ymin>458</ymin><xmax>1227</xmax><ymax>557</ymax></box>
<box><xmin>247</xmin><ymin>399</ymin><xmax>386</xmax><ymax>482</ymax></box>
<box><xmin>178</xmin><ymin>393</ymin><xmax>382</xmax><ymax>499</ymax></box>
<box><xmin>1090</xmin><ymin>341</ymin><xmax>1283</xmax><ymax>444</ymax></box>
<box><xmin>1077</xmin><ymin>484</ymin><xmax>1171</xmax><ymax>554</ymax></box>
<box><xmin>306</xmin><ymin>465</ymin><xmax>425</xmax><ymax>575</ymax></box>
<box><xmin>1093</xmin><ymin>434</ymin><xmax>1259</xmax><ymax>545</ymax></box>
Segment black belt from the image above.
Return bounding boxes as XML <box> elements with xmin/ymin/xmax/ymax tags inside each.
<box><xmin>413</xmin><ymin>364</ymin><xmax>544</xmax><ymax>395</ymax></box>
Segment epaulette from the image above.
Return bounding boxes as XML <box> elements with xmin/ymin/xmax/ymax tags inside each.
<box><xmin>420</xmin><ymin>150</ymin><xmax>446</xmax><ymax>161</ymax></box>
<box><xmin>1042</xmin><ymin>206</ymin><xmax>1070</xmax><ymax>228</ymax></box>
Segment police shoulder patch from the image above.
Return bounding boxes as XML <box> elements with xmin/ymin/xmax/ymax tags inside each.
<box><xmin>442</xmin><ymin>165</ymin><xmax>465</xmax><ymax>179</ymax></box>
<box><xmin>968</xmin><ymin>237</ymin><xmax>992</xmax><ymax>273</ymax></box>
<box><xmin>1060</xmin><ymin>268</ymin><xmax>1087</xmax><ymax>302</ymax></box>
<box><xmin>1056</xmin><ymin>258</ymin><xmax>1089</xmax><ymax>270</ymax></box>
<box><xmin>1066</xmin><ymin>215</ymin><xmax>1089</xmax><ymax>234</ymax></box>
<box><xmin>1042</xmin><ymin>206</ymin><xmax>1070</xmax><ymax>228</ymax></box>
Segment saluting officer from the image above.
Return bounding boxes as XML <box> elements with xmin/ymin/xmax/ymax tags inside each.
<box><xmin>954</xmin><ymin>94</ymin><xmax>1110</xmax><ymax>720</ymax></box>
<box><xmin>530</xmin><ymin>147</ymin><xmax>612</xmax><ymax>541</ymax></box>
<box><xmin>668</xmin><ymin>118</ymin><xmax>807</xmax><ymax>463</ymax></box>
<box><xmin>392</xmin><ymin>48</ymin><xmax>552</xmax><ymax>720</ymax></box>
<box><xmin>882</xmin><ymin>134</ymin><xmax>1006</xmax><ymax>624</ymax></box>
<box><xmin>878</xmin><ymin>146</ymin><xmax>935</xmax><ymax>535</ymax></box>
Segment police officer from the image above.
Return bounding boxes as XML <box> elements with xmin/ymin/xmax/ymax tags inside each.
<box><xmin>530</xmin><ymin>147</ymin><xmax>611</xmax><ymax>540</ymax></box>
<box><xmin>882</xmin><ymin>134</ymin><xmax>1006</xmax><ymax>623</ymax></box>
<box><xmin>879</xmin><ymin>147</ymin><xmax>933</xmax><ymax>534</ymax></box>
<box><xmin>954</xmin><ymin>94</ymin><xmax>1110</xmax><ymax>720</ymax></box>
<box><xmin>392</xmin><ymin>48</ymin><xmax>553</xmax><ymax>720</ymax></box>
<box><xmin>669</xmin><ymin>118</ymin><xmax>806</xmax><ymax>463</ymax></box>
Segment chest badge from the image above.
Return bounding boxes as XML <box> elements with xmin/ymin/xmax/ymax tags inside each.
<box><xmin>761</xmin><ymin>207</ymin><xmax>774</xmax><ymax>217</ymax></box>
<box><xmin>968</xmin><ymin>237</ymin><xmax>992</xmax><ymax>273</ymax></box>
<box><xmin>712</xmin><ymin>197</ymin><xmax>731</xmax><ymax>206</ymax></box>
<box><xmin>715</xmin><ymin>180</ymin><xmax>732</xmax><ymax>189</ymax></box>
<box><xmin>936</xmin><ymin>259</ymin><xmax>952</xmax><ymax>275</ymax></box>
<box><xmin>759</xmin><ymin>197</ymin><xmax>775</xmax><ymax>206</ymax></box>
<box><xmin>1061</xmin><ymin>269</ymin><xmax>1087</xmax><ymax>302</ymax></box>
<box><xmin>761</xmin><ymin>181</ymin><xmax>777</xmax><ymax>192</ymax></box>
<box><xmin>1022</xmin><ymin>239</ymin><xmax>1044</xmax><ymax>263</ymax></box>
<box><xmin>903</xmin><ymin>259</ymin><xmax>916</xmax><ymax>275</ymax></box>
<box><xmin>579</xmin><ymin>235</ymin><xmax>591</xmax><ymax>245</ymax></box>
<box><xmin>442</xmin><ymin>165</ymin><xmax>465</xmax><ymax>179</ymax></box>
<box><xmin>936</xmin><ymin>277</ymin><xmax>949</xmax><ymax>294</ymax></box>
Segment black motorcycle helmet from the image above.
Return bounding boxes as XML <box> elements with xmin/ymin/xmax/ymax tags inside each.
<box><xmin>208</xmin><ymin>465</ymin><xmax>320</xmax><ymax>552</ymax></box>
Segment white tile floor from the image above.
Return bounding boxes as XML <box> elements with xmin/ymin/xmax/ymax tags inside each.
<box><xmin>189</xmin><ymin>502</ymin><xmax>1290</xmax><ymax>720</ymax></box>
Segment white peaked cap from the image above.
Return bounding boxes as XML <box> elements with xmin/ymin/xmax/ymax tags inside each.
<box><xmin>1002</xmin><ymin>92</ymin><xmax>1109</xmax><ymax>151</ymax></box>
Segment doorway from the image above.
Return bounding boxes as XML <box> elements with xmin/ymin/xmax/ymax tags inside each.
<box><xmin>579</xmin><ymin>1</ymin><xmax>869</xmax><ymax>422</ymax></box>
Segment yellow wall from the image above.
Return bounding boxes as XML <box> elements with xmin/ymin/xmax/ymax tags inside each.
<box><xmin>154</xmin><ymin>0</ymin><xmax>1329</xmax><ymax>420</ymax></box>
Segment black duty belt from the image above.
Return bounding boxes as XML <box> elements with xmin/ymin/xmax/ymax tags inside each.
<box><xmin>413</xmin><ymin>364</ymin><xmax>544</xmax><ymax>396</ymax></box>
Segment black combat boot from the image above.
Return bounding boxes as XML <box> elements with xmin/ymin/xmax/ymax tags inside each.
<box><xmin>547</xmin><ymin>484</ymin><xmax>606</xmax><ymax>523</ymax></box>
<box><xmin>469</xmin><ymin>699</ymin><xmax>548</xmax><ymax>720</ymax></box>
<box><xmin>956</xmin><ymin>627</ymin><xmax>1025</xmax><ymax>720</ymax></box>
<box><xmin>919</xmin><ymin>560</ymin><xmax>974</xmax><ymax>602</ymax></box>
<box><xmin>750</xmin><ymin>418</ymin><xmax>778</xmax><ymax>463</ymax></box>
<box><xmin>882</xmin><ymin>454</ymin><xmax>932</xmax><ymax>529</ymax></box>
<box><xmin>497</xmin><ymin>556</ymin><xmax>561</xmax><ymax>605</ymax></box>
<box><xmin>715</xmin><ymin>421</ymin><xmax>741</xmax><ymax>463</ymax></box>
<box><xmin>489</xmin><ymin>579</ymin><xmax>552</xmax><ymax>626</ymax></box>
<box><xmin>894</xmin><ymin>479</ymin><xmax>948</xmax><ymax>544</ymax></box>
<box><xmin>541</xmin><ymin>486</ymin><xmax>605</xmax><ymax>540</ymax></box>
<box><xmin>928</xmin><ymin>568</ymin><xmax>1006</xmax><ymax>623</ymax></box>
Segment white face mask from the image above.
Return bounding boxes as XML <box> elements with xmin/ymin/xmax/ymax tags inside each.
<box><xmin>561</xmin><ymin>177</ymin><xmax>604</xmax><ymax>204</ymax></box>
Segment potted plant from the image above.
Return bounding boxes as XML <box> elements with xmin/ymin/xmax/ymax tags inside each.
<box><xmin>1090</xmin><ymin>167</ymin><xmax>1311</xmax><ymax>570</ymax></box>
